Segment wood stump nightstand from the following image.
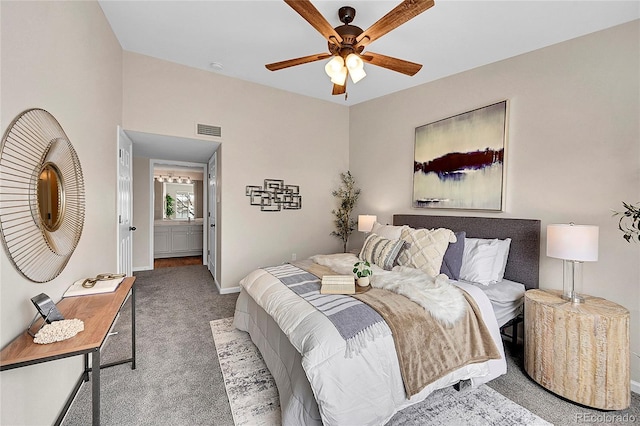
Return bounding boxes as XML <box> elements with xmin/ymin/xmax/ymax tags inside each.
<box><xmin>524</xmin><ymin>289</ymin><xmax>630</xmax><ymax>410</ymax></box>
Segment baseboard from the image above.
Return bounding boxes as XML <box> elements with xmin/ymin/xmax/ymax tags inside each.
<box><xmin>632</xmin><ymin>380</ymin><xmax>640</xmax><ymax>395</ymax></box>
<box><xmin>133</xmin><ymin>265</ymin><xmax>152</xmax><ymax>272</ymax></box>
<box><xmin>216</xmin><ymin>280</ymin><xmax>240</xmax><ymax>295</ymax></box>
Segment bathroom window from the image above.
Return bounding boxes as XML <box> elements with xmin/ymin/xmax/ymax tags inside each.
<box><xmin>175</xmin><ymin>191</ymin><xmax>194</xmax><ymax>220</ymax></box>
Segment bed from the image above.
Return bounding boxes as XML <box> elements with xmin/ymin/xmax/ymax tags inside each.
<box><xmin>233</xmin><ymin>215</ymin><xmax>540</xmax><ymax>425</ymax></box>
<box><xmin>393</xmin><ymin>215</ymin><xmax>541</xmax><ymax>350</ymax></box>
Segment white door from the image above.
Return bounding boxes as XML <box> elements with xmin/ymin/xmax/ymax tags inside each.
<box><xmin>117</xmin><ymin>127</ymin><xmax>134</xmax><ymax>276</ymax></box>
<box><xmin>207</xmin><ymin>152</ymin><xmax>217</xmax><ymax>277</ymax></box>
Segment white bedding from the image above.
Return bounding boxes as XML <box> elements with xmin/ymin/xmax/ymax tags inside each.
<box><xmin>233</xmin><ymin>260</ymin><xmax>506</xmax><ymax>426</ymax></box>
<box><xmin>462</xmin><ymin>278</ymin><xmax>526</xmax><ymax>327</ymax></box>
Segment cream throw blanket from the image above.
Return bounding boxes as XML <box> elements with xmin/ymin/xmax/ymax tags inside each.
<box><xmin>310</xmin><ymin>253</ymin><xmax>466</xmax><ymax>326</ymax></box>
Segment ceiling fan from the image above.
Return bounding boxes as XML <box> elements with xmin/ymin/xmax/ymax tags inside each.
<box><xmin>265</xmin><ymin>0</ymin><xmax>435</xmax><ymax>96</ymax></box>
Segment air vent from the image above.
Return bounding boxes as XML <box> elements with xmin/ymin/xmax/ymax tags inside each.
<box><xmin>196</xmin><ymin>123</ymin><xmax>222</xmax><ymax>138</ymax></box>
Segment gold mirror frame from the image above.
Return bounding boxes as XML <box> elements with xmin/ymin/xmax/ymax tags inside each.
<box><xmin>38</xmin><ymin>162</ymin><xmax>65</xmax><ymax>232</ymax></box>
<box><xmin>0</xmin><ymin>109</ymin><xmax>85</xmax><ymax>282</ymax></box>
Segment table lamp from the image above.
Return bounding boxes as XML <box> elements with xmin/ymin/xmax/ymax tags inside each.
<box><xmin>358</xmin><ymin>215</ymin><xmax>377</xmax><ymax>233</ymax></box>
<box><xmin>547</xmin><ymin>223</ymin><xmax>599</xmax><ymax>303</ymax></box>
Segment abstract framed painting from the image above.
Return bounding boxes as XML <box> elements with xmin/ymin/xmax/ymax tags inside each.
<box><xmin>413</xmin><ymin>100</ymin><xmax>508</xmax><ymax>211</ymax></box>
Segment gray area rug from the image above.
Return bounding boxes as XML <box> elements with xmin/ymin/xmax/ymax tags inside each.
<box><xmin>211</xmin><ymin>317</ymin><xmax>550</xmax><ymax>426</ymax></box>
<box><xmin>211</xmin><ymin>317</ymin><xmax>280</xmax><ymax>425</ymax></box>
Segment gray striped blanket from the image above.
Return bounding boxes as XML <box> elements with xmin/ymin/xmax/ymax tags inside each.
<box><xmin>264</xmin><ymin>264</ymin><xmax>391</xmax><ymax>357</ymax></box>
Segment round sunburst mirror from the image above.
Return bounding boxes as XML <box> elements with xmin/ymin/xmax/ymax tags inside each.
<box><xmin>0</xmin><ymin>109</ymin><xmax>85</xmax><ymax>282</ymax></box>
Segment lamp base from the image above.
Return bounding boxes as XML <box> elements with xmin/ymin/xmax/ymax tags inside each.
<box><xmin>561</xmin><ymin>292</ymin><xmax>584</xmax><ymax>304</ymax></box>
<box><xmin>562</xmin><ymin>259</ymin><xmax>584</xmax><ymax>304</ymax></box>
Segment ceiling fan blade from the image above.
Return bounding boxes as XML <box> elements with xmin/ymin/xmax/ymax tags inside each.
<box><xmin>266</xmin><ymin>53</ymin><xmax>332</xmax><ymax>71</ymax></box>
<box><xmin>355</xmin><ymin>0</ymin><xmax>434</xmax><ymax>49</ymax></box>
<box><xmin>332</xmin><ymin>82</ymin><xmax>346</xmax><ymax>95</ymax></box>
<box><xmin>361</xmin><ymin>52</ymin><xmax>422</xmax><ymax>76</ymax></box>
<box><xmin>285</xmin><ymin>0</ymin><xmax>343</xmax><ymax>46</ymax></box>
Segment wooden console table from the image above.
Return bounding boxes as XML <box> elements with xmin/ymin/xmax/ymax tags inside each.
<box><xmin>1</xmin><ymin>277</ymin><xmax>136</xmax><ymax>425</ymax></box>
<box><xmin>524</xmin><ymin>289</ymin><xmax>629</xmax><ymax>410</ymax></box>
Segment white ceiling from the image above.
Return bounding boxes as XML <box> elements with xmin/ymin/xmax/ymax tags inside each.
<box><xmin>125</xmin><ymin>129</ymin><xmax>219</xmax><ymax>163</ymax></box>
<box><xmin>99</xmin><ymin>0</ymin><xmax>638</xmax><ymax>107</ymax></box>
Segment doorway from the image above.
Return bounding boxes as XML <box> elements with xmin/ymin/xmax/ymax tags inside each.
<box><xmin>150</xmin><ymin>160</ymin><xmax>207</xmax><ymax>268</ymax></box>
<box><xmin>124</xmin><ymin>129</ymin><xmax>219</xmax><ymax>279</ymax></box>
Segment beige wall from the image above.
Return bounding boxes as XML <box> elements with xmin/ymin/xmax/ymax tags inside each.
<box><xmin>0</xmin><ymin>1</ymin><xmax>123</xmax><ymax>424</ymax></box>
<box><xmin>349</xmin><ymin>21</ymin><xmax>640</xmax><ymax>384</ymax></box>
<box><xmin>122</xmin><ymin>52</ymin><xmax>351</xmax><ymax>289</ymax></box>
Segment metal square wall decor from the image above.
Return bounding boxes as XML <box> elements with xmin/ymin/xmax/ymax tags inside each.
<box><xmin>246</xmin><ymin>179</ymin><xmax>302</xmax><ymax>212</ymax></box>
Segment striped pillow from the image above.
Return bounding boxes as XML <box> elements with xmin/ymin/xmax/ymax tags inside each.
<box><xmin>359</xmin><ymin>234</ymin><xmax>405</xmax><ymax>271</ymax></box>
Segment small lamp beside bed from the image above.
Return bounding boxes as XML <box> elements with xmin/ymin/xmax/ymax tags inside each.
<box><xmin>546</xmin><ymin>223</ymin><xmax>599</xmax><ymax>304</ymax></box>
<box><xmin>358</xmin><ymin>215</ymin><xmax>377</xmax><ymax>233</ymax></box>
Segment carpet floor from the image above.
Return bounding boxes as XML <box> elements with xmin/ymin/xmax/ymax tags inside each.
<box><xmin>61</xmin><ymin>265</ymin><xmax>639</xmax><ymax>425</ymax></box>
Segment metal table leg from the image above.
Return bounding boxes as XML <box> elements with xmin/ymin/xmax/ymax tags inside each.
<box><xmin>131</xmin><ymin>285</ymin><xmax>136</xmax><ymax>370</ymax></box>
<box><xmin>84</xmin><ymin>353</ymin><xmax>90</xmax><ymax>382</ymax></box>
<box><xmin>92</xmin><ymin>348</ymin><xmax>100</xmax><ymax>426</ymax></box>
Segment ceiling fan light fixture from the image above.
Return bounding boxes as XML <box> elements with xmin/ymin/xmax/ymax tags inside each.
<box><xmin>267</xmin><ymin>1</ymin><xmax>432</xmax><ymax>95</ymax></box>
<box><xmin>324</xmin><ymin>56</ymin><xmax>344</xmax><ymax>78</ymax></box>
<box><xmin>345</xmin><ymin>53</ymin><xmax>363</xmax><ymax>71</ymax></box>
<box><xmin>330</xmin><ymin>66</ymin><xmax>348</xmax><ymax>86</ymax></box>
<box><xmin>345</xmin><ymin>53</ymin><xmax>366</xmax><ymax>84</ymax></box>
<box><xmin>349</xmin><ymin>67</ymin><xmax>366</xmax><ymax>84</ymax></box>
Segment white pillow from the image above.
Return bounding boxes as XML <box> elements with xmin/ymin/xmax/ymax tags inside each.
<box><xmin>371</xmin><ymin>222</ymin><xmax>406</xmax><ymax>240</ymax></box>
<box><xmin>460</xmin><ymin>238</ymin><xmax>512</xmax><ymax>285</ymax></box>
<box><xmin>494</xmin><ymin>238</ymin><xmax>512</xmax><ymax>281</ymax></box>
<box><xmin>459</xmin><ymin>239</ymin><xmax>501</xmax><ymax>285</ymax></box>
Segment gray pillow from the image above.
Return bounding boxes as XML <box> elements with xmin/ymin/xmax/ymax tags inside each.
<box><xmin>440</xmin><ymin>231</ymin><xmax>466</xmax><ymax>280</ymax></box>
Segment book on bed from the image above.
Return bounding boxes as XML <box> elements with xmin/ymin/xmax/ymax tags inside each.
<box><xmin>320</xmin><ymin>275</ymin><xmax>355</xmax><ymax>294</ymax></box>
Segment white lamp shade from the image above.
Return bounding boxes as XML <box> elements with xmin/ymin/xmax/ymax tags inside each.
<box><xmin>345</xmin><ymin>53</ymin><xmax>366</xmax><ymax>84</ymax></box>
<box><xmin>358</xmin><ymin>215</ymin><xmax>377</xmax><ymax>232</ymax></box>
<box><xmin>324</xmin><ymin>56</ymin><xmax>344</xmax><ymax>77</ymax></box>
<box><xmin>349</xmin><ymin>67</ymin><xmax>366</xmax><ymax>84</ymax></box>
<box><xmin>345</xmin><ymin>53</ymin><xmax>362</xmax><ymax>70</ymax></box>
<box><xmin>330</xmin><ymin>66</ymin><xmax>347</xmax><ymax>85</ymax></box>
<box><xmin>547</xmin><ymin>224</ymin><xmax>599</xmax><ymax>261</ymax></box>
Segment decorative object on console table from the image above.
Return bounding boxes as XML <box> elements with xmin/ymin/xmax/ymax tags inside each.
<box><xmin>245</xmin><ymin>179</ymin><xmax>302</xmax><ymax>211</ymax></box>
<box><xmin>413</xmin><ymin>100</ymin><xmax>508</xmax><ymax>211</ymax></box>
<box><xmin>524</xmin><ymin>289</ymin><xmax>629</xmax><ymax>410</ymax></box>
<box><xmin>330</xmin><ymin>171</ymin><xmax>360</xmax><ymax>252</ymax></box>
<box><xmin>546</xmin><ymin>223</ymin><xmax>598</xmax><ymax>303</ymax></box>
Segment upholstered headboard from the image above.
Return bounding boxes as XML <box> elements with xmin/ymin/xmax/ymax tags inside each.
<box><xmin>393</xmin><ymin>215</ymin><xmax>541</xmax><ymax>289</ymax></box>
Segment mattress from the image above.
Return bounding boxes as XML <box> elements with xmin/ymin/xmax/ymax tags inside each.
<box><xmin>461</xmin><ymin>278</ymin><xmax>526</xmax><ymax>328</ymax></box>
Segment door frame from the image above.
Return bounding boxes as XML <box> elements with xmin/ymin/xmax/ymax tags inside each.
<box><xmin>148</xmin><ymin>159</ymin><xmax>208</xmax><ymax>269</ymax></box>
<box><xmin>207</xmin><ymin>151</ymin><xmax>217</xmax><ymax>280</ymax></box>
<box><xmin>116</xmin><ymin>126</ymin><xmax>134</xmax><ymax>275</ymax></box>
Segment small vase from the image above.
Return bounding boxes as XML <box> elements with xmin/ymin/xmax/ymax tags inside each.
<box><xmin>357</xmin><ymin>277</ymin><xmax>370</xmax><ymax>287</ymax></box>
